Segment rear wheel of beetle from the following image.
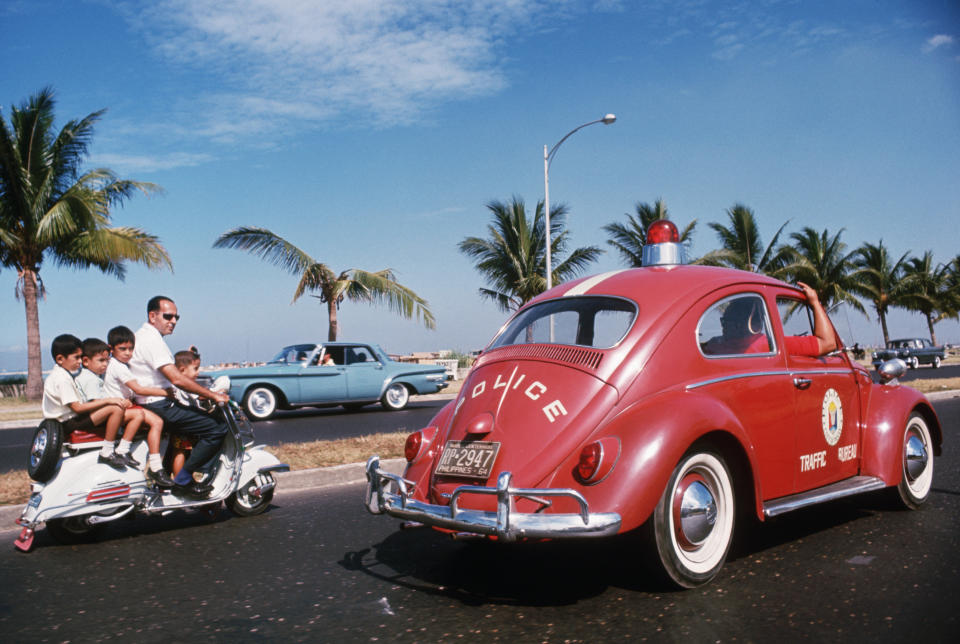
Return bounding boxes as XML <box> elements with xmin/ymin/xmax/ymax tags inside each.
<box><xmin>652</xmin><ymin>450</ymin><xmax>735</xmax><ymax>588</ymax></box>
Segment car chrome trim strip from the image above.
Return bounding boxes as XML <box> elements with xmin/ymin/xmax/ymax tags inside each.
<box><xmin>685</xmin><ymin>368</ymin><xmax>852</xmax><ymax>390</ymax></box>
<box><xmin>763</xmin><ymin>476</ymin><xmax>886</xmax><ymax>517</ymax></box>
<box><xmin>364</xmin><ymin>456</ymin><xmax>621</xmax><ymax>541</ymax></box>
<box><xmin>563</xmin><ymin>270</ymin><xmax>629</xmax><ymax>296</ymax></box>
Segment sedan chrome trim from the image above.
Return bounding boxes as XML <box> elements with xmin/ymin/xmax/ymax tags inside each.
<box><xmin>685</xmin><ymin>368</ymin><xmax>852</xmax><ymax>390</ymax></box>
<box><xmin>364</xmin><ymin>456</ymin><xmax>621</xmax><ymax>542</ymax></box>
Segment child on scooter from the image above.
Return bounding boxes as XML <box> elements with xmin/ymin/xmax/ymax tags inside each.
<box><xmin>103</xmin><ymin>326</ymin><xmax>175</xmax><ymax>487</ymax></box>
<box><xmin>167</xmin><ymin>348</ymin><xmax>203</xmax><ymax>477</ymax></box>
<box><xmin>76</xmin><ymin>337</ymin><xmax>146</xmax><ymax>469</ymax></box>
<box><xmin>41</xmin><ymin>334</ymin><xmax>130</xmax><ymax>471</ymax></box>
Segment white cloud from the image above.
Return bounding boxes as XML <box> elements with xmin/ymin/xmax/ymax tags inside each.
<box><xmin>92</xmin><ymin>152</ymin><xmax>216</xmax><ymax>173</ymax></box>
<box><xmin>121</xmin><ymin>0</ymin><xmax>566</xmax><ymax>130</ymax></box>
<box><xmin>923</xmin><ymin>34</ymin><xmax>954</xmax><ymax>53</ymax></box>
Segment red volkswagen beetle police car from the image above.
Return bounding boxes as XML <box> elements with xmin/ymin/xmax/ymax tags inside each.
<box><xmin>365</xmin><ymin>221</ymin><xmax>942</xmax><ymax>588</ymax></box>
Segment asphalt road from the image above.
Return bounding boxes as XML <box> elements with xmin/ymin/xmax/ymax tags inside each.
<box><xmin>0</xmin><ymin>398</ymin><xmax>957</xmax><ymax>642</ymax></box>
<box><xmin>0</xmin><ymin>399</ymin><xmax>450</xmax><ymax>473</ymax></box>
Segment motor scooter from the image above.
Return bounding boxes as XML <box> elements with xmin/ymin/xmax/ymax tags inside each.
<box><xmin>13</xmin><ymin>379</ymin><xmax>288</xmax><ymax>552</ymax></box>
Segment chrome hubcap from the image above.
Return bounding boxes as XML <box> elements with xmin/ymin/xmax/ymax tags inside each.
<box><xmin>30</xmin><ymin>429</ymin><xmax>47</xmax><ymax>468</ymax></box>
<box><xmin>250</xmin><ymin>391</ymin><xmax>273</xmax><ymax>415</ymax></box>
<box><xmin>904</xmin><ymin>434</ymin><xmax>928</xmax><ymax>482</ymax></box>
<box><xmin>386</xmin><ymin>385</ymin><xmax>407</xmax><ymax>407</ymax></box>
<box><xmin>677</xmin><ymin>479</ymin><xmax>717</xmax><ymax>546</ymax></box>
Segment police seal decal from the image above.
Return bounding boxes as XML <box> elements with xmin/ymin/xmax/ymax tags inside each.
<box><xmin>821</xmin><ymin>388</ymin><xmax>843</xmax><ymax>446</ymax></box>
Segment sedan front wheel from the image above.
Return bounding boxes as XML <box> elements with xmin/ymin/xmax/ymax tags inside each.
<box><xmin>243</xmin><ymin>386</ymin><xmax>278</xmax><ymax>420</ymax></box>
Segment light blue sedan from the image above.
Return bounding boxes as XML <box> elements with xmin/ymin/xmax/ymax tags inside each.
<box><xmin>206</xmin><ymin>343</ymin><xmax>449</xmax><ymax>419</ymax></box>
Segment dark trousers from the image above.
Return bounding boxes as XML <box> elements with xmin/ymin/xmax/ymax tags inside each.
<box><xmin>143</xmin><ymin>400</ymin><xmax>227</xmax><ymax>474</ymax></box>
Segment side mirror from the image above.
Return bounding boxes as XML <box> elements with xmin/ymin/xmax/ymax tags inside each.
<box><xmin>877</xmin><ymin>358</ymin><xmax>907</xmax><ymax>384</ymax></box>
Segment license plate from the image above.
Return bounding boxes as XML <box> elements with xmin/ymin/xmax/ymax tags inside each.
<box><xmin>435</xmin><ymin>441</ymin><xmax>501</xmax><ymax>480</ymax></box>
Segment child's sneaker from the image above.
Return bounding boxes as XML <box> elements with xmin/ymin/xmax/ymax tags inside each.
<box><xmin>97</xmin><ymin>452</ymin><xmax>127</xmax><ymax>471</ymax></box>
<box><xmin>117</xmin><ymin>452</ymin><xmax>140</xmax><ymax>468</ymax></box>
<box><xmin>146</xmin><ymin>468</ymin><xmax>175</xmax><ymax>488</ymax></box>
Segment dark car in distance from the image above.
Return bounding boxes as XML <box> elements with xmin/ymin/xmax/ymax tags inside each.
<box><xmin>872</xmin><ymin>338</ymin><xmax>946</xmax><ymax>370</ymax></box>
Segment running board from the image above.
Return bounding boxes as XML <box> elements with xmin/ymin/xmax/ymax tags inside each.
<box><xmin>763</xmin><ymin>476</ymin><xmax>887</xmax><ymax>518</ymax></box>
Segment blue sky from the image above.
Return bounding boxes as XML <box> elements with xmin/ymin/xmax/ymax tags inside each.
<box><xmin>2</xmin><ymin>0</ymin><xmax>959</xmax><ymax>370</ymax></box>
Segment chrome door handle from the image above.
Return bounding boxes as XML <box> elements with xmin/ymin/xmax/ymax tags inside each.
<box><xmin>793</xmin><ymin>377</ymin><xmax>811</xmax><ymax>390</ymax></box>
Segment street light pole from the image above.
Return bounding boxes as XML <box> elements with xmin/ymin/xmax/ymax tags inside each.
<box><xmin>543</xmin><ymin>114</ymin><xmax>616</xmax><ymax>292</ymax></box>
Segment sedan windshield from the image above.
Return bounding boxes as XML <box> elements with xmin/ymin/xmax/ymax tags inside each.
<box><xmin>269</xmin><ymin>344</ymin><xmax>317</xmax><ymax>363</ymax></box>
<box><xmin>489</xmin><ymin>297</ymin><xmax>636</xmax><ymax>349</ymax></box>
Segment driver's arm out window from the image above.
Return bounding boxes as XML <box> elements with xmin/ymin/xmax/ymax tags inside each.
<box><xmin>776</xmin><ymin>297</ymin><xmax>820</xmax><ymax>357</ymax></box>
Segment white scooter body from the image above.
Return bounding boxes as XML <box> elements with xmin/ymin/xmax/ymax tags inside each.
<box><xmin>14</xmin><ymin>399</ymin><xmax>288</xmax><ymax>551</ymax></box>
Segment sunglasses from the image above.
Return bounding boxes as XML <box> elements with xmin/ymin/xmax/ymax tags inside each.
<box><xmin>162</xmin><ymin>313</ymin><xmax>181</xmax><ymax>321</ymax></box>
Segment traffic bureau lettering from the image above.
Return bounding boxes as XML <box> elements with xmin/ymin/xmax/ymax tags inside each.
<box><xmin>821</xmin><ymin>388</ymin><xmax>843</xmax><ymax>446</ymax></box>
<box><xmin>457</xmin><ymin>370</ymin><xmax>569</xmax><ymax>423</ymax></box>
<box><xmin>800</xmin><ymin>451</ymin><xmax>827</xmax><ymax>472</ymax></box>
<box><xmin>837</xmin><ymin>443</ymin><xmax>857</xmax><ymax>462</ymax></box>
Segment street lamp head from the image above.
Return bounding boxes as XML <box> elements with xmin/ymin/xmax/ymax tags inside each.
<box><xmin>602</xmin><ymin>113</ymin><xmax>616</xmax><ymax>124</ymax></box>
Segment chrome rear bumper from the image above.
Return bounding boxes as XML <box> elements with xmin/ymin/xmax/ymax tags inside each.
<box><xmin>364</xmin><ymin>456</ymin><xmax>621</xmax><ymax>542</ymax></box>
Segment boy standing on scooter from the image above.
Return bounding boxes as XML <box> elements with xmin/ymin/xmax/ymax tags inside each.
<box><xmin>42</xmin><ymin>334</ymin><xmax>130</xmax><ymax>470</ymax></box>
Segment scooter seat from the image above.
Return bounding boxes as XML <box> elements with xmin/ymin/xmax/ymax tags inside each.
<box><xmin>68</xmin><ymin>427</ymin><xmax>107</xmax><ymax>444</ymax></box>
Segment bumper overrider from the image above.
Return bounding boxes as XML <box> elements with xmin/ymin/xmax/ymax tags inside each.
<box><xmin>364</xmin><ymin>456</ymin><xmax>621</xmax><ymax>542</ymax></box>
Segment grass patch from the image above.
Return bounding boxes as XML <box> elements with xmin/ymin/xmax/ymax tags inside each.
<box><xmin>0</xmin><ymin>470</ymin><xmax>31</xmax><ymax>506</ymax></box>
<box><xmin>908</xmin><ymin>377</ymin><xmax>960</xmax><ymax>393</ymax></box>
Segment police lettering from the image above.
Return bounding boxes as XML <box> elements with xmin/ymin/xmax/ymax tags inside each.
<box><xmin>462</xmin><ymin>371</ymin><xmax>565</xmax><ymax>424</ymax></box>
<box><xmin>800</xmin><ymin>450</ymin><xmax>827</xmax><ymax>472</ymax></box>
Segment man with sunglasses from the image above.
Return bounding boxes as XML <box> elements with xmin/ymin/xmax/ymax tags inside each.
<box><xmin>129</xmin><ymin>295</ymin><xmax>230</xmax><ymax>498</ymax></box>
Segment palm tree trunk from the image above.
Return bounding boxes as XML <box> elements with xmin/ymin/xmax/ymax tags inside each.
<box><xmin>878</xmin><ymin>309</ymin><xmax>890</xmax><ymax>346</ymax></box>
<box><xmin>22</xmin><ymin>269</ymin><xmax>43</xmax><ymax>400</ymax></box>
<box><xmin>926</xmin><ymin>313</ymin><xmax>938</xmax><ymax>346</ymax></box>
<box><xmin>327</xmin><ymin>298</ymin><xmax>338</xmax><ymax>342</ymax></box>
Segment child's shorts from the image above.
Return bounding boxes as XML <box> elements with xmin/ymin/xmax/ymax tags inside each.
<box><xmin>171</xmin><ymin>435</ymin><xmax>193</xmax><ymax>450</ymax></box>
<box><xmin>61</xmin><ymin>413</ymin><xmax>95</xmax><ymax>433</ymax></box>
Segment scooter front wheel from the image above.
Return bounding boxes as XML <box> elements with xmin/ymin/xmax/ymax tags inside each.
<box><xmin>46</xmin><ymin>516</ymin><xmax>103</xmax><ymax>545</ymax></box>
<box><xmin>226</xmin><ymin>474</ymin><xmax>275</xmax><ymax>517</ymax></box>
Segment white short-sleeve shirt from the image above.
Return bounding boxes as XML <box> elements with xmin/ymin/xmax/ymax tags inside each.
<box><xmin>75</xmin><ymin>368</ymin><xmax>105</xmax><ymax>401</ymax></box>
<box><xmin>130</xmin><ymin>322</ymin><xmax>174</xmax><ymax>404</ymax></box>
<box><xmin>42</xmin><ymin>365</ymin><xmax>81</xmax><ymax>421</ymax></box>
<box><xmin>104</xmin><ymin>357</ymin><xmax>135</xmax><ymax>400</ymax></box>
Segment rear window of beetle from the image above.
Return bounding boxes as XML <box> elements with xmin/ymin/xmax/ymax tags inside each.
<box><xmin>489</xmin><ymin>296</ymin><xmax>636</xmax><ymax>349</ymax></box>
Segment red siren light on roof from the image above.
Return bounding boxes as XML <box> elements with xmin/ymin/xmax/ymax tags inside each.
<box><xmin>646</xmin><ymin>219</ymin><xmax>680</xmax><ymax>244</ymax></box>
<box><xmin>641</xmin><ymin>219</ymin><xmax>686</xmax><ymax>267</ymax></box>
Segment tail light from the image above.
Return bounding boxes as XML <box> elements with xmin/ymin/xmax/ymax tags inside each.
<box><xmin>575</xmin><ymin>437</ymin><xmax>620</xmax><ymax>484</ymax></box>
<box><xmin>404</xmin><ymin>425</ymin><xmax>439</xmax><ymax>463</ymax></box>
<box><xmin>405</xmin><ymin>432</ymin><xmax>423</xmax><ymax>462</ymax></box>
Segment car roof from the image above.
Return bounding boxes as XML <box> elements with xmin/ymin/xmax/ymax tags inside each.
<box><xmin>530</xmin><ymin>265</ymin><xmax>793</xmax><ymax>315</ymax></box>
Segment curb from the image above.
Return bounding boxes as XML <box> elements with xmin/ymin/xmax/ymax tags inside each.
<box><xmin>0</xmin><ymin>457</ymin><xmax>406</xmax><ymax>531</ymax></box>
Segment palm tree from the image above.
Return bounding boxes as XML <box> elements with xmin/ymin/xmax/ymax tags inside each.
<box><xmin>900</xmin><ymin>251</ymin><xmax>957</xmax><ymax>346</ymax></box>
<box><xmin>695</xmin><ymin>203</ymin><xmax>790</xmax><ymax>275</ymax></box>
<box><xmin>780</xmin><ymin>227</ymin><xmax>865</xmax><ymax>315</ymax></box>
<box><xmin>458</xmin><ymin>196</ymin><xmax>602</xmax><ymax>312</ymax></box>
<box><xmin>850</xmin><ymin>240</ymin><xmax>911</xmax><ymax>346</ymax></box>
<box><xmin>0</xmin><ymin>88</ymin><xmax>169</xmax><ymax>399</ymax></box>
<box><xmin>214</xmin><ymin>227</ymin><xmax>435</xmax><ymax>341</ymax></box>
<box><xmin>603</xmin><ymin>199</ymin><xmax>697</xmax><ymax>267</ymax></box>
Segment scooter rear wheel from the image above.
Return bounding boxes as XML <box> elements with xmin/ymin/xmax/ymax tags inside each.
<box><xmin>46</xmin><ymin>516</ymin><xmax>103</xmax><ymax>545</ymax></box>
<box><xmin>28</xmin><ymin>420</ymin><xmax>63</xmax><ymax>482</ymax></box>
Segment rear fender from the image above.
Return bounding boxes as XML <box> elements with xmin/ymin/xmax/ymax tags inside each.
<box><xmin>860</xmin><ymin>385</ymin><xmax>943</xmax><ymax>485</ymax></box>
<box><xmin>555</xmin><ymin>389</ymin><xmax>761</xmax><ymax>532</ymax></box>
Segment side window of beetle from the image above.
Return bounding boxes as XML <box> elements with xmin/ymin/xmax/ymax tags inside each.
<box><xmin>776</xmin><ymin>297</ymin><xmax>814</xmax><ymax>339</ymax></box>
<box><xmin>698</xmin><ymin>294</ymin><xmax>774</xmax><ymax>356</ymax></box>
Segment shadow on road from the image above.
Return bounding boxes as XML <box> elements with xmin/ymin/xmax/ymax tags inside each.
<box><xmin>341</xmin><ymin>496</ymin><xmax>886</xmax><ymax>606</ymax></box>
